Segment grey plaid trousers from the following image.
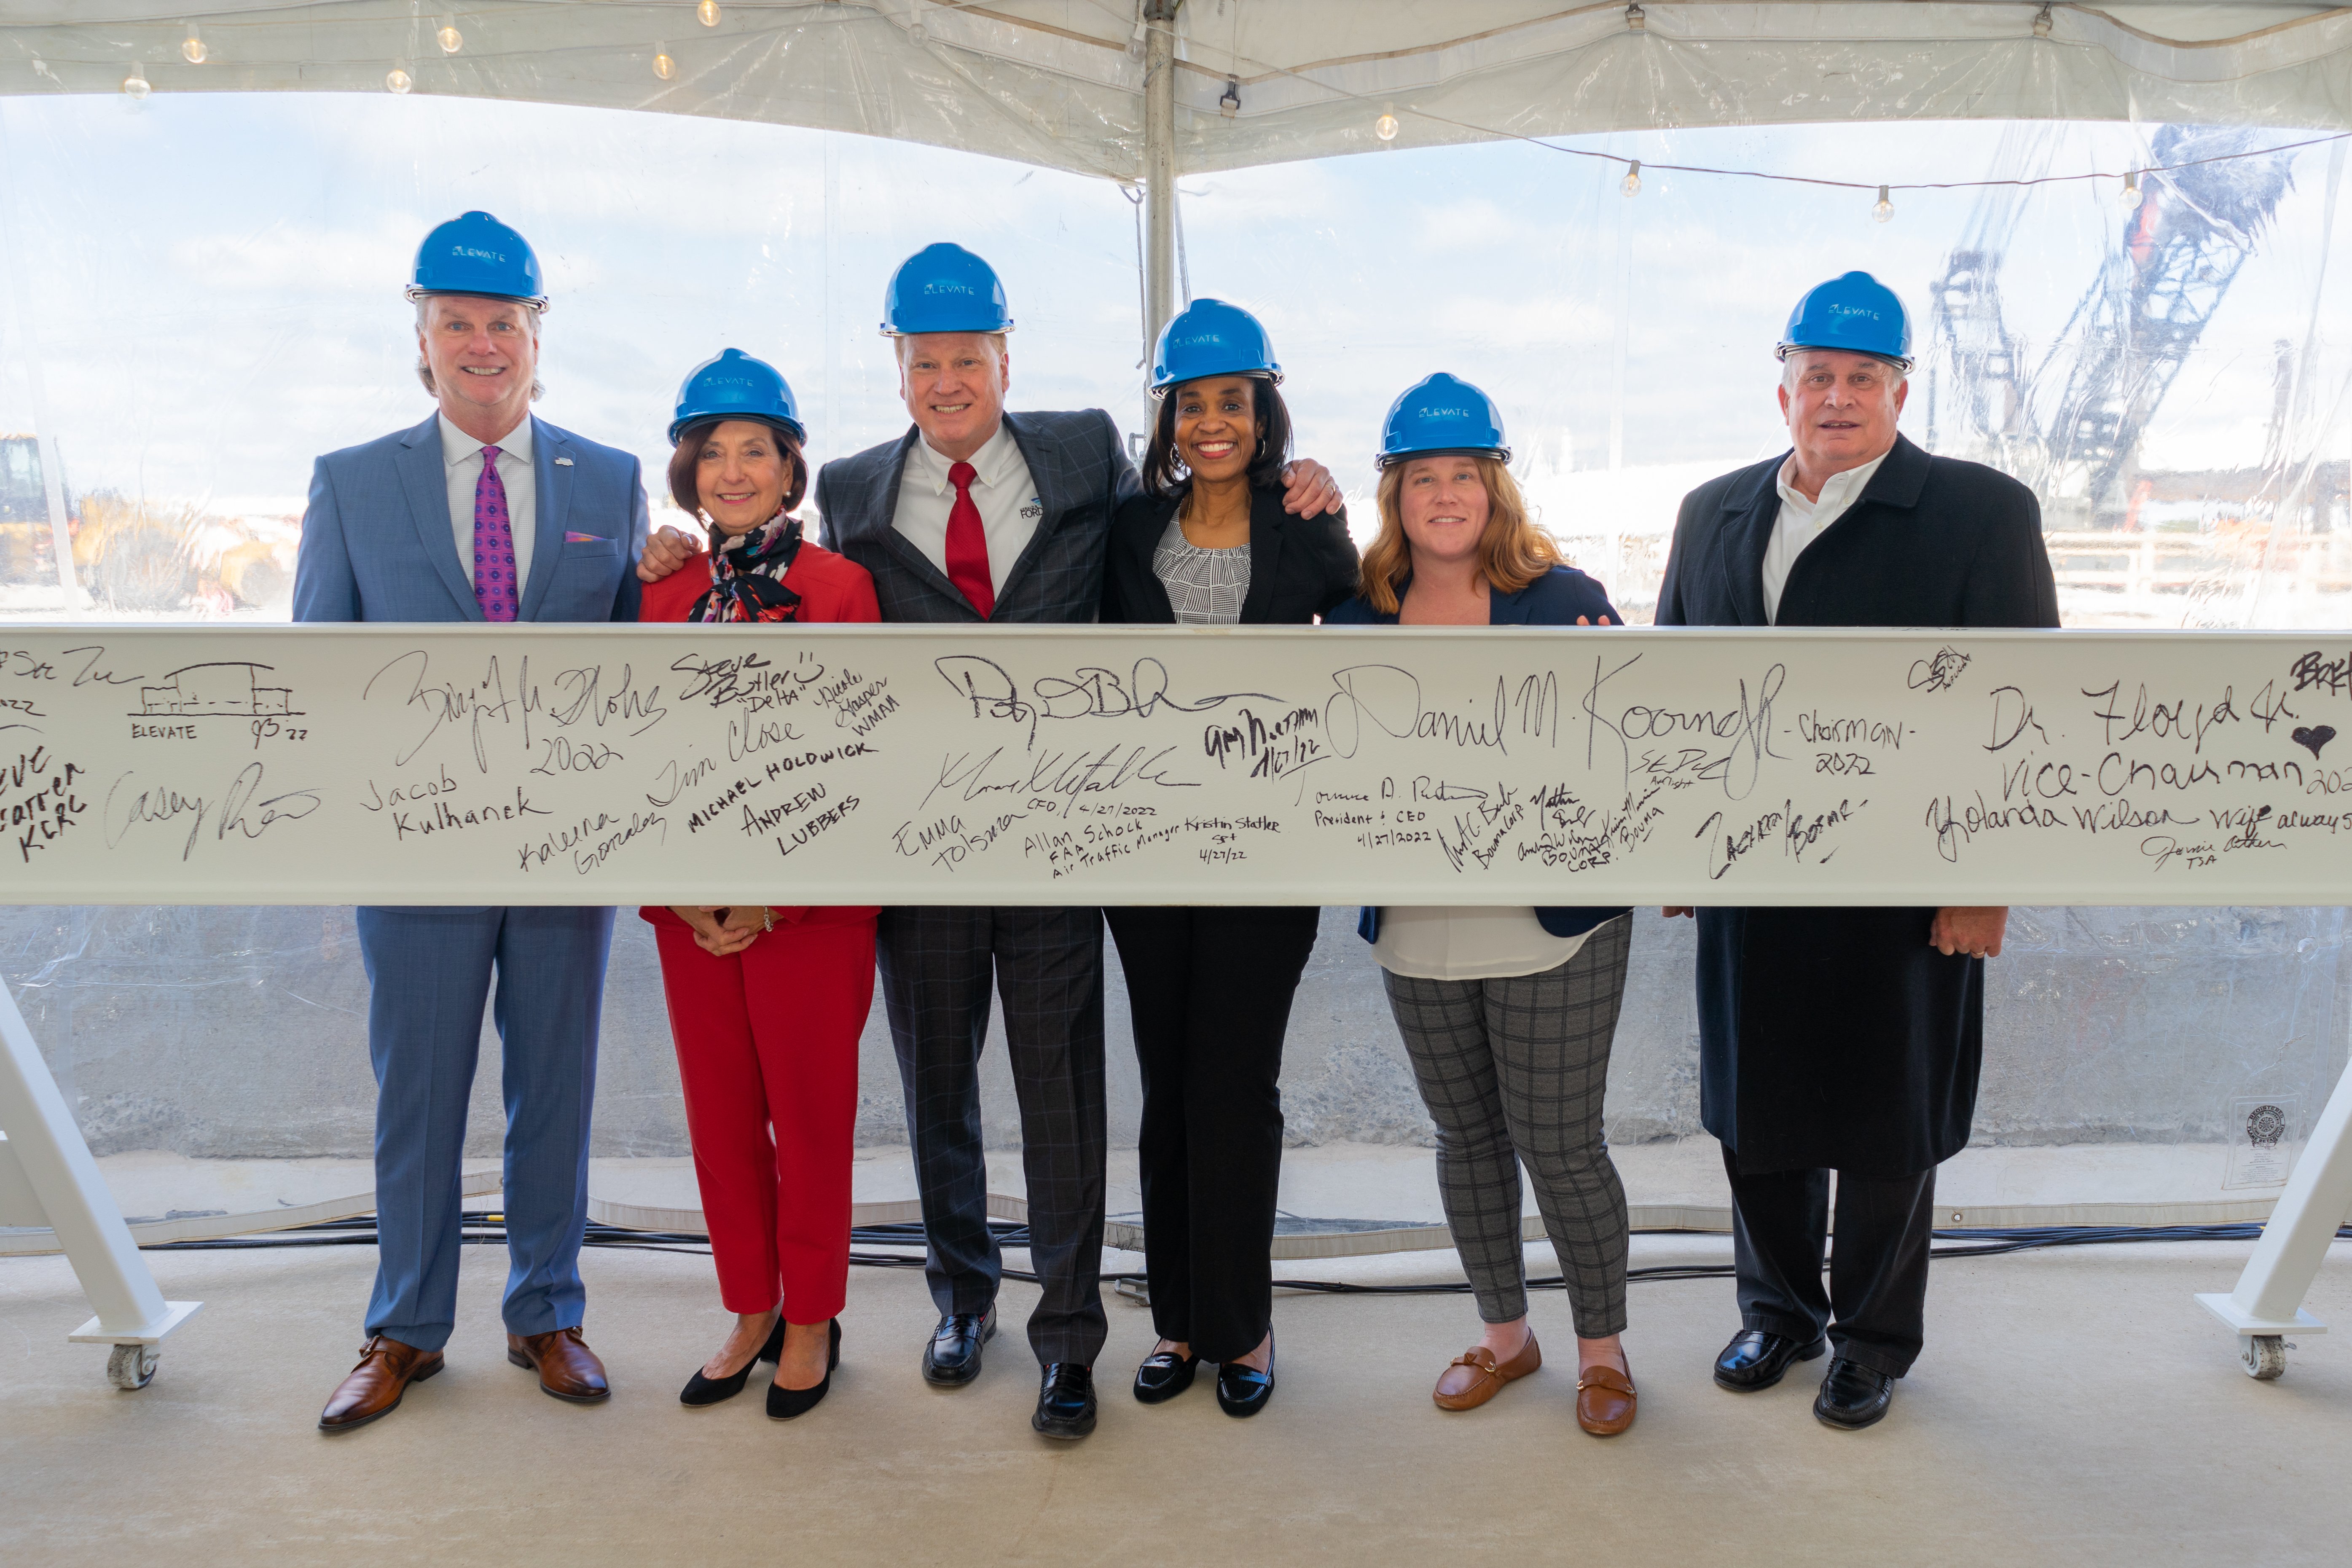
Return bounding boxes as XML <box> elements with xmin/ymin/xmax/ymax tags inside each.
<box><xmin>1382</xmin><ymin>916</ymin><xmax>1634</xmax><ymax>1337</ymax></box>
<box><xmin>876</xmin><ymin>904</ymin><xmax>1109</xmax><ymax>1368</ymax></box>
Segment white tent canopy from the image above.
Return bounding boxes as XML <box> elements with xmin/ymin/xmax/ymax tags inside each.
<box><xmin>4</xmin><ymin>2</ymin><xmax>2351</xmax><ymax>180</ymax></box>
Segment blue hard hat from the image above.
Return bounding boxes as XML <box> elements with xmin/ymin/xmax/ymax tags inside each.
<box><xmin>406</xmin><ymin>210</ymin><xmax>548</xmax><ymax>310</ymax></box>
<box><xmin>1377</xmin><ymin>373</ymin><xmax>1510</xmax><ymax>469</ymax></box>
<box><xmin>1777</xmin><ymin>270</ymin><xmax>1912</xmax><ymax>369</ymax></box>
<box><xmin>1150</xmin><ymin>298</ymin><xmax>1283</xmax><ymax>394</ymax></box>
<box><xmin>668</xmin><ymin>348</ymin><xmax>806</xmax><ymax>447</ymax></box>
<box><xmin>879</xmin><ymin>242</ymin><xmax>1014</xmax><ymax>336</ymax></box>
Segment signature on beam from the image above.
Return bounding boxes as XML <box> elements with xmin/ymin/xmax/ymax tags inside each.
<box><xmin>933</xmin><ymin>655</ymin><xmax>1275</xmax><ymax>749</ymax></box>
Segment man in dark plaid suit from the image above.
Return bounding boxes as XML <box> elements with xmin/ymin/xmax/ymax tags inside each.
<box><xmin>816</xmin><ymin>243</ymin><xmax>1340</xmax><ymax>1439</ymax></box>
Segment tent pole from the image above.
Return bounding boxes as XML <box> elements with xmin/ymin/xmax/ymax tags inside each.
<box><xmin>1143</xmin><ymin>0</ymin><xmax>1181</xmax><ymax>355</ymax></box>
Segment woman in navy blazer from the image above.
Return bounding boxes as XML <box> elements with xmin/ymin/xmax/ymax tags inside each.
<box><xmin>1326</xmin><ymin>387</ymin><xmax>1639</xmax><ymax>1436</ymax></box>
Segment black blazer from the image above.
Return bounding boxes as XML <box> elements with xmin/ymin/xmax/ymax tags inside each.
<box><xmin>814</xmin><ymin>410</ymin><xmax>1140</xmax><ymax>625</ymax></box>
<box><xmin>1657</xmin><ymin>432</ymin><xmax>2059</xmax><ymax>1176</ymax></box>
<box><xmin>1327</xmin><ymin>564</ymin><xmax>1632</xmax><ymax>945</ymax></box>
<box><xmin>1100</xmin><ymin>484</ymin><xmax>1359</xmax><ymax>626</ymax></box>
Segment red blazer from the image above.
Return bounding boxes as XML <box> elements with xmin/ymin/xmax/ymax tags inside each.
<box><xmin>639</xmin><ymin>534</ymin><xmax>883</xmax><ymax>933</ymax></box>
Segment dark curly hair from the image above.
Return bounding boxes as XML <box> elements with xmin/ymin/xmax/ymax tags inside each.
<box><xmin>1140</xmin><ymin>374</ymin><xmax>1291</xmax><ymax>500</ymax></box>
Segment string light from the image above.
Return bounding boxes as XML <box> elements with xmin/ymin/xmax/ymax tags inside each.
<box><xmin>386</xmin><ymin>66</ymin><xmax>412</xmax><ymax>94</ymax></box>
<box><xmin>698</xmin><ymin>0</ymin><xmax>721</xmax><ymax>25</ymax></box>
<box><xmin>1873</xmin><ymin>184</ymin><xmax>1893</xmax><ymax>222</ymax></box>
<box><xmin>653</xmin><ymin>49</ymin><xmax>677</xmax><ymax>80</ymax></box>
<box><xmin>2121</xmin><ymin>170</ymin><xmax>2142</xmax><ymax>209</ymax></box>
<box><xmin>438</xmin><ymin>24</ymin><xmax>463</xmax><ymax>54</ymax></box>
<box><xmin>1375</xmin><ymin>104</ymin><xmax>1398</xmax><ymax>141</ymax></box>
<box><xmin>121</xmin><ymin>64</ymin><xmax>151</xmax><ymax>99</ymax></box>
<box><xmin>1621</xmin><ymin>159</ymin><xmax>1641</xmax><ymax>197</ymax></box>
<box><xmin>180</xmin><ymin>27</ymin><xmax>207</xmax><ymax>65</ymax></box>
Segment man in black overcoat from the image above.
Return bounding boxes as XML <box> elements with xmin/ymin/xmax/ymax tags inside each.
<box><xmin>1655</xmin><ymin>271</ymin><xmax>2059</xmax><ymax>1430</ymax></box>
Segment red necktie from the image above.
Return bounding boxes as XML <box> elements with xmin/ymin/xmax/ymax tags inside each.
<box><xmin>944</xmin><ymin>459</ymin><xmax>994</xmax><ymax>619</ymax></box>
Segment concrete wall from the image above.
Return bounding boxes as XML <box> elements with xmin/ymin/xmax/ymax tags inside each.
<box><xmin>4</xmin><ymin>904</ymin><xmax>2344</xmax><ymax>1159</ymax></box>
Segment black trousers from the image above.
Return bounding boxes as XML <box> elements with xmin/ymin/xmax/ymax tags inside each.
<box><xmin>1722</xmin><ymin>1145</ymin><xmax>1937</xmax><ymax>1379</ymax></box>
<box><xmin>1105</xmin><ymin>905</ymin><xmax>1321</xmax><ymax>1363</ymax></box>
<box><xmin>878</xmin><ymin>905</ymin><xmax>1108</xmax><ymax>1369</ymax></box>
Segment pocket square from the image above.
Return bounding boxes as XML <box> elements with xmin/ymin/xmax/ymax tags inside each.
<box><xmin>564</xmin><ymin>532</ymin><xmax>607</xmax><ymax>543</ymax></box>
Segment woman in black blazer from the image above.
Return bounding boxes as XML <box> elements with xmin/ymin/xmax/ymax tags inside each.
<box><xmin>1099</xmin><ymin>299</ymin><xmax>1358</xmax><ymax>1418</ymax></box>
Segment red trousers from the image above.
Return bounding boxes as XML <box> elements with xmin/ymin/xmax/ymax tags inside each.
<box><xmin>645</xmin><ymin>908</ymin><xmax>875</xmax><ymax>1322</ymax></box>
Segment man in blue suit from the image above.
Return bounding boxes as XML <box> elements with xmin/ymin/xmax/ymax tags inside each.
<box><xmin>295</xmin><ymin>212</ymin><xmax>649</xmax><ymax>1432</ymax></box>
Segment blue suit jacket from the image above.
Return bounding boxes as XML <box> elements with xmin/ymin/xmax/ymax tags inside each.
<box><xmin>292</xmin><ymin>413</ymin><xmax>646</xmax><ymax>624</ymax></box>
<box><xmin>1325</xmin><ymin>565</ymin><xmax>1632</xmax><ymax>945</ymax></box>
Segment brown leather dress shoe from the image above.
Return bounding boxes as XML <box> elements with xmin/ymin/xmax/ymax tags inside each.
<box><xmin>1576</xmin><ymin>1360</ymin><xmax>1637</xmax><ymax>1436</ymax></box>
<box><xmin>507</xmin><ymin>1326</ymin><xmax>611</xmax><ymax>1403</ymax></box>
<box><xmin>319</xmin><ymin>1335</ymin><xmax>444</xmax><ymax>1433</ymax></box>
<box><xmin>1433</xmin><ymin>1333</ymin><xmax>1541</xmax><ymax>1411</ymax></box>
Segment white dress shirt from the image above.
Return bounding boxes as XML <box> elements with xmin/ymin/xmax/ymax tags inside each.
<box><xmin>1372</xmin><ymin>906</ymin><xmax>1595</xmax><ymax>982</ymax></box>
<box><xmin>891</xmin><ymin>422</ymin><xmax>1042</xmax><ymax>600</ymax></box>
<box><xmin>1761</xmin><ymin>447</ymin><xmax>1888</xmax><ymax>623</ymax></box>
<box><xmin>438</xmin><ymin>412</ymin><xmax>536</xmax><ymax>591</ymax></box>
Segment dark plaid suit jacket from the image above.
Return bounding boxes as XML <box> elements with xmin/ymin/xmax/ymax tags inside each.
<box><xmin>814</xmin><ymin>410</ymin><xmax>1141</xmax><ymax>624</ymax></box>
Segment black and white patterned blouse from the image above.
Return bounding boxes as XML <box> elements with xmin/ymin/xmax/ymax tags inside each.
<box><xmin>1151</xmin><ymin>514</ymin><xmax>1251</xmax><ymax>624</ymax></box>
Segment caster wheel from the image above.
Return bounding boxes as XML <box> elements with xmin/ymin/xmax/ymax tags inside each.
<box><xmin>2241</xmin><ymin>1335</ymin><xmax>2286</xmax><ymax>1381</ymax></box>
<box><xmin>107</xmin><ymin>1343</ymin><xmax>158</xmax><ymax>1391</ymax></box>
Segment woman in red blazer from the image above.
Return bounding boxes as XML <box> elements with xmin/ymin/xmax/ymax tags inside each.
<box><xmin>639</xmin><ymin>351</ymin><xmax>879</xmax><ymax>1420</ymax></box>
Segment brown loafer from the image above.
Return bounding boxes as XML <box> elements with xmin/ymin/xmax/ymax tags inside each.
<box><xmin>319</xmin><ymin>1334</ymin><xmax>444</xmax><ymax>1433</ymax></box>
<box><xmin>1576</xmin><ymin>1361</ymin><xmax>1637</xmax><ymax>1436</ymax></box>
<box><xmin>1433</xmin><ymin>1333</ymin><xmax>1541</xmax><ymax>1411</ymax></box>
<box><xmin>507</xmin><ymin>1326</ymin><xmax>611</xmax><ymax>1403</ymax></box>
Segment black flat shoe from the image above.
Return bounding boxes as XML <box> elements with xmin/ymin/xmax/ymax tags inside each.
<box><xmin>1133</xmin><ymin>1347</ymin><xmax>1200</xmax><ymax>1404</ymax></box>
<box><xmin>1215</xmin><ymin>1337</ymin><xmax>1275</xmax><ymax>1419</ymax></box>
<box><xmin>1032</xmin><ymin>1362</ymin><xmax>1097</xmax><ymax>1440</ymax></box>
<box><xmin>1712</xmin><ymin>1329</ymin><xmax>1827</xmax><ymax>1392</ymax></box>
<box><xmin>768</xmin><ymin>1318</ymin><xmax>842</xmax><ymax>1421</ymax></box>
<box><xmin>1812</xmin><ymin>1358</ymin><xmax>1893</xmax><ymax>1431</ymax></box>
<box><xmin>923</xmin><ymin>1305</ymin><xmax>997</xmax><ymax>1388</ymax></box>
<box><xmin>680</xmin><ymin>1314</ymin><xmax>786</xmax><ymax>1407</ymax></box>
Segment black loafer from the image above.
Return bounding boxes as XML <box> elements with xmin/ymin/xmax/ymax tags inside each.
<box><xmin>1032</xmin><ymin>1362</ymin><xmax>1097</xmax><ymax>1440</ymax></box>
<box><xmin>1133</xmin><ymin>1348</ymin><xmax>1200</xmax><ymax>1404</ymax></box>
<box><xmin>922</xmin><ymin>1305</ymin><xmax>996</xmax><ymax>1388</ymax></box>
<box><xmin>1713</xmin><ymin>1329</ymin><xmax>1827</xmax><ymax>1392</ymax></box>
<box><xmin>1813</xmin><ymin>1358</ymin><xmax>1894</xmax><ymax>1430</ymax></box>
<box><xmin>1214</xmin><ymin>1339</ymin><xmax>1275</xmax><ymax>1419</ymax></box>
<box><xmin>680</xmin><ymin>1313</ymin><xmax>786</xmax><ymax>1407</ymax></box>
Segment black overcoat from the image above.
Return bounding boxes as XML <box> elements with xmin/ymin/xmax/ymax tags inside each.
<box><xmin>1655</xmin><ymin>433</ymin><xmax>2059</xmax><ymax>1176</ymax></box>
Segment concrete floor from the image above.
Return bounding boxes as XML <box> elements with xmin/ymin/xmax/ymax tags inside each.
<box><xmin>4</xmin><ymin>1226</ymin><xmax>2350</xmax><ymax>1564</ymax></box>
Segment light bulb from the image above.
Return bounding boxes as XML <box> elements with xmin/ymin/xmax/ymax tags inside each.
<box><xmin>1375</xmin><ymin>111</ymin><xmax>1398</xmax><ymax>142</ymax></box>
<box><xmin>653</xmin><ymin>51</ymin><xmax>676</xmax><ymax>80</ymax></box>
<box><xmin>698</xmin><ymin>0</ymin><xmax>721</xmax><ymax>25</ymax></box>
<box><xmin>180</xmin><ymin>30</ymin><xmax>207</xmax><ymax>65</ymax></box>
<box><xmin>1873</xmin><ymin>184</ymin><xmax>1894</xmax><ymax>223</ymax></box>
<box><xmin>386</xmin><ymin>66</ymin><xmax>412</xmax><ymax>94</ymax></box>
<box><xmin>1621</xmin><ymin>160</ymin><xmax>1641</xmax><ymax>197</ymax></box>
<box><xmin>121</xmin><ymin>64</ymin><xmax>151</xmax><ymax>99</ymax></box>
<box><xmin>2120</xmin><ymin>171</ymin><xmax>2142</xmax><ymax>209</ymax></box>
<box><xmin>438</xmin><ymin>25</ymin><xmax>462</xmax><ymax>54</ymax></box>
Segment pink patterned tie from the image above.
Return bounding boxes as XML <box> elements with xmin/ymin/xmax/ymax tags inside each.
<box><xmin>472</xmin><ymin>444</ymin><xmax>519</xmax><ymax>622</ymax></box>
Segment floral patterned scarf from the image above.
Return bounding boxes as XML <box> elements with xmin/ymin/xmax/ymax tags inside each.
<box><xmin>690</xmin><ymin>511</ymin><xmax>805</xmax><ymax>624</ymax></box>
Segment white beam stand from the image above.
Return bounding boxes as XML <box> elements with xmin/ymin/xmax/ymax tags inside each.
<box><xmin>0</xmin><ymin>982</ymin><xmax>200</xmax><ymax>1389</ymax></box>
<box><xmin>2196</xmin><ymin>1048</ymin><xmax>2352</xmax><ymax>1380</ymax></box>
<box><xmin>1141</xmin><ymin>0</ymin><xmax>1180</xmax><ymax>352</ymax></box>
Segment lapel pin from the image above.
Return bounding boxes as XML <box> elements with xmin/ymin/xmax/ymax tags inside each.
<box><xmin>554</xmin><ymin>456</ymin><xmax>574</xmax><ymax>466</ymax></box>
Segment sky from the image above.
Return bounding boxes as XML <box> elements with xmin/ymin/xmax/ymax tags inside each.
<box><xmin>1</xmin><ymin>90</ymin><xmax>2347</xmax><ymax>620</ymax></box>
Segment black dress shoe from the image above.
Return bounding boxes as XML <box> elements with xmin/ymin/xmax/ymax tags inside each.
<box><xmin>1712</xmin><ymin>1329</ymin><xmax>1828</xmax><ymax>1392</ymax></box>
<box><xmin>1032</xmin><ymin>1362</ymin><xmax>1097</xmax><ymax>1440</ymax></box>
<box><xmin>1133</xmin><ymin>1347</ymin><xmax>1200</xmax><ymax>1404</ymax></box>
<box><xmin>680</xmin><ymin>1314</ymin><xmax>786</xmax><ymax>1407</ymax></box>
<box><xmin>922</xmin><ymin>1305</ymin><xmax>996</xmax><ymax>1387</ymax></box>
<box><xmin>768</xmin><ymin>1319</ymin><xmax>842</xmax><ymax>1420</ymax></box>
<box><xmin>1812</xmin><ymin>1358</ymin><xmax>1894</xmax><ymax>1430</ymax></box>
<box><xmin>1214</xmin><ymin>1338</ymin><xmax>1275</xmax><ymax>1419</ymax></box>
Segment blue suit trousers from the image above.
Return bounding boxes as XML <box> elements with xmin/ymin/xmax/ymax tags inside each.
<box><xmin>356</xmin><ymin>905</ymin><xmax>613</xmax><ymax>1351</ymax></box>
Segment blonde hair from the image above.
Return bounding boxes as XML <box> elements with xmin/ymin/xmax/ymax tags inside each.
<box><xmin>1359</xmin><ymin>456</ymin><xmax>1563</xmax><ymax>615</ymax></box>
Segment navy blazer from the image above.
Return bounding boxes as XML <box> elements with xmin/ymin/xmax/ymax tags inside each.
<box><xmin>1325</xmin><ymin>565</ymin><xmax>1632</xmax><ymax>944</ymax></box>
<box><xmin>293</xmin><ymin>412</ymin><xmax>646</xmax><ymax>624</ymax></box>
<box><xmin>814</xmin><ymin>410</ymin><xmax>1141</xmax><ymax>626</ymax></box>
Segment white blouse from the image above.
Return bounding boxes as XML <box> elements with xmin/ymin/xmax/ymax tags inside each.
<box><xmin>1372</xmin><ymin>906</ymin><xmax>1595</xmax><ymax>982</ymax></box>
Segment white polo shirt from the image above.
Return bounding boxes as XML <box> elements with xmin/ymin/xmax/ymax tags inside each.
<box><xmin>891</xmin><ymin>422</ymin><xmax>1042</xmax><ymax>601</ymax></box>
<box><xmin>438</xmin><ymin>412</ymin><xmax>536</xmax><ymax>590</ymax></box>
<box><xmin>1761</xmin><ymin>447</ymin><xmax>1888</xmax><ymax>624</ymax></box>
